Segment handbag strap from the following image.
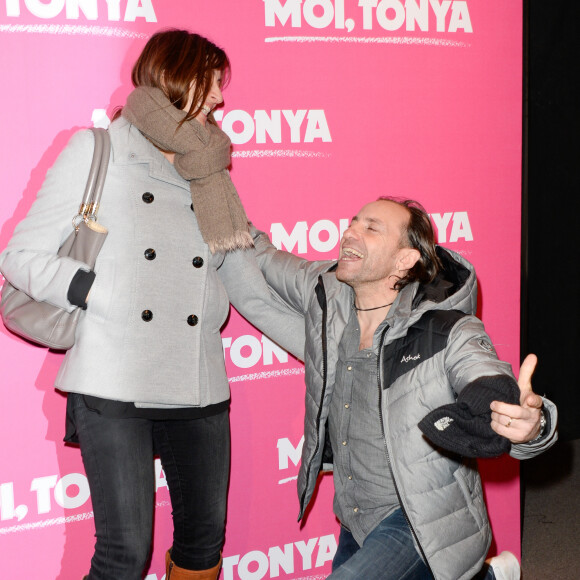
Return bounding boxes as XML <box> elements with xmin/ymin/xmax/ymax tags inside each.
<box><xmin>77</xmin><ymin>127</ymin><xmax>111</xmax><ymax>223</ymax></box>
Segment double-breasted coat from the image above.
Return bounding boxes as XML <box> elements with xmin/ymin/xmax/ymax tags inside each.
<box><xmin>0</xmin><ymin>117</ymin><xmax>304</xmax><ymax>407</ymax></box>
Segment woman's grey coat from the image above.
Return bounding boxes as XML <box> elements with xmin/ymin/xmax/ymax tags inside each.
<box><xmin>0</xmin><ymin>118</ymin><xmax>304</xmax><ymax>407</ymax></box>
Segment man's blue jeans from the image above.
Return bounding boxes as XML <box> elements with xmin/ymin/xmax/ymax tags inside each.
<box><xmin>70</xmin><ymin>393</ymin><xmax>230</xmax><ymax>580</ymax></box>
<box><xmin>329</xmin><ymin>508</ymin><xmax>495</xmax><ymax>579</ymax></box>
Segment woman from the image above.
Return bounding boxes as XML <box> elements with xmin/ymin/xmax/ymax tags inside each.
<box><xmin>0</xmin><ymin>29</ymin><xmax>303</xmax><ymax>580</ymax></box>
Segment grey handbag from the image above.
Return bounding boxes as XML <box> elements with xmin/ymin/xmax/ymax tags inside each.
<box><xmin>0</xmin><ymin>128</ymin><xmax>110</xmax><ymax>349</ymax></box>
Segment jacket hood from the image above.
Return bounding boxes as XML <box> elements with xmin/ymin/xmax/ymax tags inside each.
<box><xmin>385</xmin><ymin>247</ymin><xmax>477</xmax><ymax>340</ymax></box>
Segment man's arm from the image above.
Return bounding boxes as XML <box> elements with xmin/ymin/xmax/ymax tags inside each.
<box><xmin>420</xmin><ymin>317</ymin><xmax>557</xmax><ymax>458</ymax></box>
<box><xmin>491</xmin><ymin>354</ymin><xmax>558</xmax><ymax>457</ymax></box>
<box><xmin>443</xmin><ymin>320</ymin><xmax>557</xmax><ymax>456</ymax></box>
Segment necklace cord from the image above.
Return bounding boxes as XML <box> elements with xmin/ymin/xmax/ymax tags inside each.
<box><xmin>353</xmin><ymin>301</ymin><xmax>394</xmax><ymax>312</ymax></box>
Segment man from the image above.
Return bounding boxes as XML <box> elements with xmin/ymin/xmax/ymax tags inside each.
<box><xmin>245</xmin><ymin>197</ymin><xmax>557</xmax><ymax>580</ymax></box>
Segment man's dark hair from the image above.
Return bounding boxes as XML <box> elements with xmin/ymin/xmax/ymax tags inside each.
<box><xmin>377</xmin><ymin>196</ymin><xmax>442</xmax><ymax>290</ymax></box>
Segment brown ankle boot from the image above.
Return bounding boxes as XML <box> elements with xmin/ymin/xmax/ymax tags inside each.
<box><xmin>165</xmin><ymin>550</ymin><xmax>222</xmax><ymax>579</ymax></box>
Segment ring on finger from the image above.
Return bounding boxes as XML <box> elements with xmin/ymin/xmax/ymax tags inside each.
<box><xmin>506</xmin><ymin>417</ymin><xmax>513</xmax><ymax>428</ymax></box>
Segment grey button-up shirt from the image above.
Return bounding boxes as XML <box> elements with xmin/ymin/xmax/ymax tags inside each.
<box><xmin>328</xmin><ymin>308</ymin><xmax>399</xmax><ymax>546</ymax></box>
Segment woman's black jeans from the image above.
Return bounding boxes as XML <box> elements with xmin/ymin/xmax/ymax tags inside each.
<box><xmin>70</xmin><ymin>393</ymin><xmax>230</xmax><ymax>579</ymax></box>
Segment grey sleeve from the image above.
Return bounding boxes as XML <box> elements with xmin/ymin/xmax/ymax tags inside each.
<box><xmin>0</xmin><ymin>130</ymin><xmax>96</xmax><ymax>312</ymax></box>
<box><xmin>444</xmin><ymin>315</ymin><xmax>517</xmax><ymax>395</ymax></box>
<box><xmin>251</xmin><ymin>226</ymin><xmax>335</xmax><ymax>314</ymax></box>
<box><xmin>443</xmin><ymin>316</ymin><xmax>558</xmax><ymax>458</ymax></box>
<box><xmin>218</xmin><ymin>248</ymin><xmax>306</xmax><ymax>361</ymax></box>
<box><xmin>510</xmin><ymin>397</ymin><xmax>558</xmax><ymax>459</ymax></box>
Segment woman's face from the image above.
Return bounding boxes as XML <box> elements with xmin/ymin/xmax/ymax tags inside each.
<box><xmin>185</xmin><ymin>69</ymin><xmax>223</xmax><ymax>126</ymax></box>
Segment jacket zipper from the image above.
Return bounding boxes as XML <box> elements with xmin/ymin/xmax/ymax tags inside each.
<box><xmin>299</xmin><ymin>275</ymin><xmax>329</xmax><ymax>518</ymax></box>
<box><xmin>377</xmin><ymin>325</ymin><xmax>435</xmax><ymax>578</ymax></box>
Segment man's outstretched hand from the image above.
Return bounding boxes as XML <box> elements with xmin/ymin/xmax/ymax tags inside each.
<box><xmin>490</xmin><ymin>354</ymin><xmax>543</xmax><ymax>443</ymax></box>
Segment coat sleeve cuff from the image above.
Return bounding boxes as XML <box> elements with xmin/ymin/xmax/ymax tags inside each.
<box><xmin>510</xmin><ymin>397</ymin><xmax>558</xmax><ymax>459</ymax></box>
<box><xmin>67</xmin><ymin>269</ymin><xmax>95</xmax><ymax>310</ymax></box>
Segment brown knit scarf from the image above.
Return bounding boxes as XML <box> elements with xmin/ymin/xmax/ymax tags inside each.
<box><xmin>122</xmin><ymin>86</ymin><xmax>253</xmax><ymax>253</ymax></box>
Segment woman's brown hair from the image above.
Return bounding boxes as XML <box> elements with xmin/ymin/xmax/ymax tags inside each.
<box><xmin>121</xmin><ymin>29</ymin><xmax>230</xmax><ymax>124</ymax></box>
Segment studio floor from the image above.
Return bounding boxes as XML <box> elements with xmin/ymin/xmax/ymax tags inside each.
<box><xmin>521</xmin><ymin>437</ymin><xmax>580</xmax><ymax>579</ymax></box>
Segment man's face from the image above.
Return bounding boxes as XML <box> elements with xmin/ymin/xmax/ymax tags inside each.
<box><xmin>336</xmin><ymin>200</ymin><xmax>411</xmax><ymax>291</ymax></box>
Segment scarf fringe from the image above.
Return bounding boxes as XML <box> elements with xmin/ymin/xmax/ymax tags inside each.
<box><xmin>208</xmin><ymin>231</ymin><xmax>254</xmax><ymax>254</ymax></box>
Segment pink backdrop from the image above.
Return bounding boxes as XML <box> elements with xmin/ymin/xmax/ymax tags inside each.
<box><xmin>0</xmin><ymin>2</ymin><xmax>522</xmax><ymax>578</ymax></box>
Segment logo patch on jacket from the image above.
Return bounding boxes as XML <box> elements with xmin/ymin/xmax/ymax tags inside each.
<box><xmin>381</xmin><ymin>310</ymin><xmax>466</xmax><ymax>390</ymax></box>
<box><xmin>477</xmin><ymin>339</ymin><xmax>494</xmax><ymax>353</ymax></box>
<box><xmin>434</xmin><ymin>417</ymin><xmax>454</xmax><ymax>431</ymax></box>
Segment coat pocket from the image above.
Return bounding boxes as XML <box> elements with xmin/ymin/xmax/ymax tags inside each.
<box><xmin>453</xmin><ymin>465</ymin><xmax>486</xmax><ymax>529</ymax></box>
<box><xmin>85</xmin><ymin>256</ymin><xmax>115</xmax><ymax>322</ymax></box>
